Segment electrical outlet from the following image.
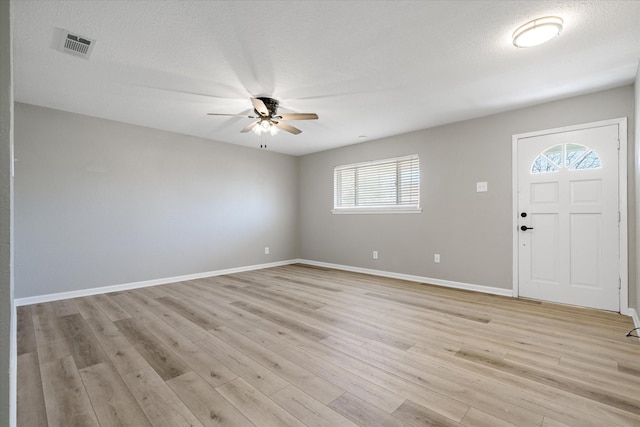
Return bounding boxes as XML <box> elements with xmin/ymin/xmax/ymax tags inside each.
<box><xmin>476</xmin><ymin>181</ymin><xmax>488</xmax><ymax>192</ymax></box>
<box><xmin>372</xmin><ymin>250</ymin><xmax>378</xmax><ymax>260</ymax></box>
<box><xmin>434</xmin><ymin>253</ymin><xmax>440</xmax><ymax>263</ymax></box>
<box><xmin>264</xmin><ymin>247</ymin><xmax>270</xmax><ymax>255</ymax></box>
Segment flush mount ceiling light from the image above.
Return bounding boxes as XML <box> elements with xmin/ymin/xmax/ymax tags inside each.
<box><xmin>512</xmin><ymin>16</ymin><xmax>563</xmax><ymax>48</ymax></box>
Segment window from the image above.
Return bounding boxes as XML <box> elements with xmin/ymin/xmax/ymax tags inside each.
<box><xmin>531</xmin><ymin>143</ymin><xmax>601</xmax><ymax>174</ymax></box>
<box><xmin>333</xmin><ymin>154</ymin><xmax>421</xmax><ymax>214</ymax></box>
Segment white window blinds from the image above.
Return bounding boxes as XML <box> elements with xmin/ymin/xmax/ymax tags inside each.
<box><xmin>333</xmin><ymin>155</ymin><xmax>421</xmax><ymax>214</ymax></box>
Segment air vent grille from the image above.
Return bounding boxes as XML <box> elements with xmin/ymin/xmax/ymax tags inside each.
<box><xmin>57</xmin><ymin>29</ymin><xmax>95</xmax><ymax>59</ymax></box>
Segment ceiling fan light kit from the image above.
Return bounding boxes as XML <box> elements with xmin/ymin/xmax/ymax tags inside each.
<box><xmin>252</xmin><ymin>119</ymin><xmax>279</xmax><ymax>136</ymax></box>
<box><xmin>512</xmin><ymin>16</ymin><xmax>563</xmax><ymax>48</ymax></box>
<box><xmin>208</xmin><ymin>97</ymin><xmax>318</xmax><ymax>138</ymax></box>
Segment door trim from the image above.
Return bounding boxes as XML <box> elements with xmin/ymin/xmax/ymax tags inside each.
<box><xmin>512</xmin><ymin>117</ymin><xmax>628</xmax><ymax>314</ymax></box>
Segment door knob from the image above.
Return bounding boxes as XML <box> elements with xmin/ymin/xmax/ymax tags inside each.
<box><xmin>520</xmin><ymin>225</ymin><xmax>534</xmax><ymax>231</ymax></box>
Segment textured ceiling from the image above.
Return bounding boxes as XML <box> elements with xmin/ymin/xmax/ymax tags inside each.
<box><xmin>13</xmin><ymin>1</ymin><xmax>640</xmax><ymax>156</ymax></box>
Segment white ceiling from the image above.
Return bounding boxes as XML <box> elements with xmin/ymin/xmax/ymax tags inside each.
<box><xmin>13</xmin><ymin>1</ymin><xmax>640</xmax><ymax>156</ymax></box>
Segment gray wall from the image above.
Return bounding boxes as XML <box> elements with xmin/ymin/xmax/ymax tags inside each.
<box><xmin>0</xmin><ymin>0</ymin><xmax>14</xmax><ymax>425</ymax></box>
<box><xmin>15</xmin><ymin>103</ymin><xmax>299</xmax><ymax>299</ymax></box>
<box><xmin>299</xmin><ymin>87</ymin><xmax>635</xmax><ymax>299</ymax></box>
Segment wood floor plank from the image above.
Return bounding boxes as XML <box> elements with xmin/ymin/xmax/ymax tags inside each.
<box><xmin>73</xmin><ymin>296</ymin><xmax>107</xmax><ymax>320</ymax></box>
<box><xmin>79</xmin><ymin>301</ymin><xmax>150</xmax><ymax>376</ymax></box>
<box><xmin>328</xmin><ymin>392</ymin><xmax>407</xmax><ymax>427</ymax></box>
<box><xmin>57</xmin><ymin>313</ymin><xmax>109</xmax><ymax>369</ymax></box>
<box><xmin>140</xmin><ymin>287</ymin><xmax>236</xmax><ymax>325</ymax></box>
<box><xmin>271</xmin><ymin>385</ymin><xmax>357</xmax><ymax>427</ymax></box>
<box><xmin>118</xmin><ymin>294</ymin><xmax>238</xmax><ymax>388</ymax></box>
<box><xmin>50</xmin><ymin>299</ymin><xmax>79</xmax><ymax>317</ymax></box>
<box><xmin>303</xmin><ymin>338</ymin><xmax>470</xmax><ymax>421</ymax></box>
<box><xmin>123</xmin><ymin>290</ymin><xmax>212</xmax><ymax>342</ymax></box>
<box><xmin>542</xmin><ymin>417</ymin><xmax>572</xmax><ymax>427</ymax></box>
<box><xmin>406</xmin><ymin>342</ymin><xmax>640</xmax><ymax>426</ymax></box>
<box><xmin>17</xmin><ymin>352</ymin><xmax>48</xmax><ymax>427</ymax></box>
<box><xmin>156</xmin><ymin>295</ymin><xmax>221</xmax><ymax>330</ymax></box>
<box><xmin>36</xmin><ymin>337</ymin><xmax>72</xmax><ymax>364</ymax></box>
<box><xmin>461</xmin><ymin>407</ymin><xmax>517</xmax><ymax>427</ymax></box>
<box><xmin>114</xmin><ymin>317</ymin><xmax>191</xmax><ymax>381</ymax></box>
<box><xmin>167</xmin><ymin>372</ymin><xmax>256</xmax><ymax>427</ymax></box>
<box><xmin>365</xmin><ymin>290</ymin><xmax>491</xmax><ymax>324</ymax></box>
<box><xmin>16</xmin><ymin>306</ymin><xmax>37</xmax><ymax>355</ymax></box>
<box><xmin>32</xmin><ymin>307</ymin><xmax>66</xmax><ymax>346</ymax></box>
<box><xmin>455</xmin><ymin>348</ymin><xmax>640</xmax><ymax>415</ymax></box>
<box><xmin>392</xmin><ymin>399</ymin><xmax>463</xmax><ymax>427</ymax></box>
<box><xmin>196</xmin><ymin>332</ymin><xmax>289</xmax><ymax>396</ymax></box>
<box><xmin>79</xmin><ymin>362</ymin><xmax>152</xmax><ymax>427</ymax></box>
<box><xmin>234</xmin><ymin>294</ymin><xmax>371</xmax><ymax>346</ymax></box>
<box><xmin>617</xmin><ymin>362</ymin><xmax>640</xmax><ymax>377</ymax></box>
<box><xmin>40</xmin><ymin>355</ymin><xmax>100</xmax><ymax>427</ymax></box>
<box><xmin>210</xmin><ymin>325</ymin><xmax>344</xmax><ymax>404</ymax></box>
<box><xmin>89</xmin><ymin>293</ymin><xmax>131</xmax><ymax>321</ymax></box>
<box><xmin>231</xmin><ymin>300</ymin><xmax>330</xmax><ymax>341</ymax></box>
<box><xmin>368</xmin><ymin>341</ymin><xmax>573</xmax><ymax>425</ymax></box>
<box><xmin>223</xmin><ymin>281</ymin><xmax>326</xmax><ymax>311</ymax></box>
<box><xmin>232</xmin><ymin>324</ymin><xmax>407</xmax><ymax>414</ymax></box>
<box><xmin>215</xmin><ymin>377</ymin><xmax>306</xmax><ymax>427</ymax></box>
<box><xmin>134</xmin><ymin>283</ymin><xmax>175</xmax><ymax>300</ymax></box>
<box><xmin>322</xmin><ymin>335</ymin><xmax>542</xmax><ymax>426</ymax></box>
<box><xmin>122</xmin><ymin>365</ymin><xmax>204</xmax><ymax>427</ymax></box>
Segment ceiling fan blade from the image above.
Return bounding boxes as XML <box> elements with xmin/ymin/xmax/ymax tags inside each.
<box><xmin>251</xmin><ymin>98</ymin><xmax>270</xmax><ymax>117</ymax></box>
<box><xmin>276</xmin><ymin>113</ymin><xmax>318</xmax><ymax>121</ymax></box>
<box><xmin>240</xmin><ymin>121</ymin><xmax>258</xmax><ymax>133</ymax></box>
<box><xmin>207</xmin><ymin>113</ymin><xmax>256</xmax><ymax>118</ymax></box>
<box><xmin>274</xmin><ymin>121</ymin><xmax>302</xmax><ymax>135</ymax></box>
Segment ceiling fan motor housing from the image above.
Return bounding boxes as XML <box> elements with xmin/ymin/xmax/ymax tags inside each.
<box><xmin>256</xmin><ymin>97</ymin><xmax>279</xmax><ymax>117</ymax></box>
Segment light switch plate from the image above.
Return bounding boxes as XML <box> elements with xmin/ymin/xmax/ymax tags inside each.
<box><xmin>476</xmin><ymin>181</ymin><xmax>488</xmax><ymax>192</ymax></box>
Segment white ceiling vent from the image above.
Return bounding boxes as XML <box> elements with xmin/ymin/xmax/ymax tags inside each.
<box><xmin>57</xmin><ymin>29</ymin><xmax>95</xmax><ymax>59</ymax></box>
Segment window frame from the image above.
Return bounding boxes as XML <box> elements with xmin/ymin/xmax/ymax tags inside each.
<box><xmin>332</xmin><ymin>154</ymin><xmax>422</xmax><ymax>215</ymax></box>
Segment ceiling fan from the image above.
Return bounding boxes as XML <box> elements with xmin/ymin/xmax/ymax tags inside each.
<box><xmin>207</xmin><ymin>97</ymin><xmax>318</xmax><ymax>136</ymax></box>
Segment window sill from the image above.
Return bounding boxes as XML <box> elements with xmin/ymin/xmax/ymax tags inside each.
<box><xmin>331</xmin><ymin>207</ymin><xmax>422</xmax><ymax>215</ymax></box>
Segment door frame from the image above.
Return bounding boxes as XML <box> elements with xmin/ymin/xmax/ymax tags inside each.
<box><xmin>512</xmin><ymin>117</ymin><xmax>628</xmax><ymax>314</ymax></box>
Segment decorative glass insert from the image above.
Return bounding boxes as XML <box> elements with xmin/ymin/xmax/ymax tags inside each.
<box><xmin>565</xmin><ymin>143</ymin><xmax>587</xmax><ymax>167</ymax></box>
<box><xmin>531</xmin><ymin>143</ymin><xmax>601</xmax><ymax>174</ymax></box>
<box><xmin>542</xmin><ymin>145</ymin><xmax>563</xmax><ymax>167</ymax></box>
<box><xmin>570</xmin><ymin>150</ymin><xmax>601</xmax><ymax>170</ymax></box>
<box><xmin>531</xmin><ymin>156</ymin><xmax>559</xmax><ymax>174</ymax></box>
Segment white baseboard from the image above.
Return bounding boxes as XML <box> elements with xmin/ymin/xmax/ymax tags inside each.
<box><xmin>297</xmin><ymin>259</ymin><xmax>513</xmax><ymax>297</ymax></box>
<box><xmin>14</xmin><ymin>259</ymin><xmax>298</xmax><ymax>306</ymax></box>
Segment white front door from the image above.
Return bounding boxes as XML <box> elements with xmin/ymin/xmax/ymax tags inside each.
<box><xmin>516</xmin><ymin>123</ymin><xmax>620</xmax><ymax>311</ymax></box>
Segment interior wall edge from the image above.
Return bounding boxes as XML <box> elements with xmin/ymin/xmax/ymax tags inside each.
<box><xmin>0</xmin><ymin>0</ymin><xmax>15</xmax><ymax>425</ymax></box>
<box><xmin>15</xmin><ymin>259</ymin><xmax>298</xmax><ymax>306</ymax></box>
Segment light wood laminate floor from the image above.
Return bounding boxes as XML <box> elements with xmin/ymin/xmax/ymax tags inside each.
<box><xmin>17</xmin><ymin>264</ymin><xmax>640</xmax><ymax>426</ymax></box>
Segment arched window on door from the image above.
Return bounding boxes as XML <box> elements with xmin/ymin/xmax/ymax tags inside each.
<box><xmin>531</xmin><ymin>143</ymin><xmax>601</xmax><ymax>174</ymax></box>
